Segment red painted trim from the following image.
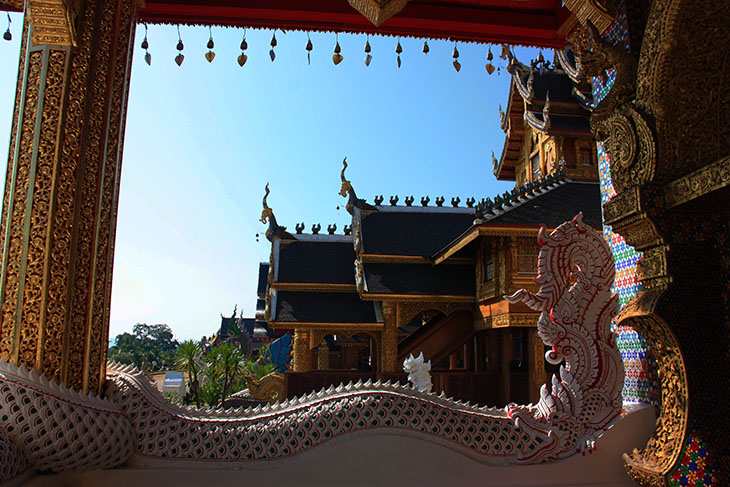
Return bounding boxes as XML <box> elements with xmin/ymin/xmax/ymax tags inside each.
<box><xmin>139</xmin><ymin>0</ymin><xmax>567</xmax><ymax>47</ymax></box>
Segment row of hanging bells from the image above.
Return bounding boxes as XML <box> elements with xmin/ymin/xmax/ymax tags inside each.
<box><xmin>141</xmin><ymin>25</ymin><xmax>501</xmax><ymax>73</ymax></box>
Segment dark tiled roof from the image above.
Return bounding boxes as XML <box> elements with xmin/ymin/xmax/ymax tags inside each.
<box><xmin>361</xmin><ymin>212</ymin><xmax>474</xmax><ymax>257</ymax></box>
<box><xmin>527</xmin><ymin>112</ymin><xmax>591</xmax><ymax>134</ymax></box>
<box><xmin>364</xmin><ymin>263</ymin><xmax>475</xmax><ymax>296</ymax></box>
<box><xmin>274</xmin><ymin>291</ymin><xmax>378</xmax><ymax>323</ymax></box>
<box><xmin>257</xmin><ymin>263</ymin><xmax>269</xmax><ymax>295</ymax></box>
<box><xmin>485</xmin><ymin>182</ymin><xmax>602</xmax><ymax>228</ymax></box>
<box><xmin>530</xmin><ymin>70</ymin><xmax>578</xmax><ymax>103</ymax></box>
<box><xmin>277</xmin><ymin>241</ymin><xmax>355</xmax><ymax>284</ymax></box>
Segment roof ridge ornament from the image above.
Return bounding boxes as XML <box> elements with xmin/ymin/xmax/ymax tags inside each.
<box><xmin>339</xmin><ymin>158</ymin><xmax>378</xmax><ymax>215</ymax></box>
<box><xmin>260</xmin><ymin>183</ymin><xmax>295</xmax><ymax>242</ymax></box>
<box><xmin>347</xmin><ymin>0</ymin><xmax>409</xmax><ymax>27</ymax></box>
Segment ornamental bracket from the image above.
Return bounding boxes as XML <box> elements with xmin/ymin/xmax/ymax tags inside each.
<box><xmin>347</xmin><ymin>0</ymin><xmax>409</xmax><ymax>27</ymax></box>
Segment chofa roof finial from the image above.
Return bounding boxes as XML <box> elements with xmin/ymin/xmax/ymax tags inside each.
<box><xmin>338</xmin><ymin>157</ymin><xmax>377</xmax><ymax>215</ymax></box>
<box><xmin>260</xmin><ymin>182</ymin><xmax>272</xmax><ymax>224</ymax></box>
<box><xmin>260</xmin><ymin>183</ymin><xmax>294</xmax><ymax>242</ymax></box>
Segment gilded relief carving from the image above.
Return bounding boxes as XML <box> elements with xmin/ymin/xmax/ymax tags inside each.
<box><xmin>0</xmin><ymin>0</ymin><xmax>137</xmax><ymax>394</ymax></box>
<box><xmin>664</xmin><ymin>155</ymin><xmax>730</xmax><ymax>209</ymax></box>
<box><xmin>19</xmin><ymin>49</ymin><xmax>68</xmax><ymax>375</ymax></box>
<box><xmin>28</xmin><ymin>0</ymin><xmax>80</xmax><ymax>47</ymax></box>
<box><xmin>636</xmin><ymin>1</ymin><xmax>730</xmax><ymax>181</ymax></box>
<box><xmin>619</xmin><ymin>301</ymin><xmax>688</xmax><ymax>487</ymax></box>
<box><xmin>579</xmin><ymin>22</ymin><xmax>655</xmax><ymax>193</ymax></box>
<box><xmin>1</xmin><ymin>49</ymin><xmax>42</xmax><ymax>363</ymax></box>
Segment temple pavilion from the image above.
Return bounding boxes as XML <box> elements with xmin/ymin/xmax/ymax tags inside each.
<box><xmin>261</xmin><ymin>63</ymin><xmax>602</xmax><ymax>405</ymax></box>
<box><xmin>0</xmin><ymin>0</ymin><xmax>727</xmax><ymax>486</ymax></box>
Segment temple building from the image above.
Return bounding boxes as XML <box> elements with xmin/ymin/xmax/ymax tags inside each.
<box><xmin>0</xmin><ymin>1</ymin><xmax>727</xmax><ymax>485</ymax></box>
<box><xmin>494</xmin><ymin>50</ymin><xmax>596</xmax><ymax>186</ymax></box>
<box><xmin>264</xmin><ymin>132</ymin><xmax>602</xmax><ymax>405</ymax></box>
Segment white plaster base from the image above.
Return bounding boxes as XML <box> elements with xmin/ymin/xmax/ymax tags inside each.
<box><xmin>21</xmin><ymin>405</ymin><xmax>655</xmax><ymax>487</ymax></box>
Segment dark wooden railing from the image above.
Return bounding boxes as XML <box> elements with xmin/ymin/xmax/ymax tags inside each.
<box><xmin>285</xmin><ymin>370</ymin><xmax>527</xmax><ymax>407</ymax></box>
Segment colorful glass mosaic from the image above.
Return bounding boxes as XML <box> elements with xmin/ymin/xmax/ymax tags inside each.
<box><xmin>669</xmin><ymin>435</ymin><xmax>717</xmax><ymax>487</ymax></box>
<box><xmin>593</xmin><ymin>2</ymin><xmax>655</xmax><ymax>405</ymax></box>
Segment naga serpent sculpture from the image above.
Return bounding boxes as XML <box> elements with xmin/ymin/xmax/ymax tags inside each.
<box><xmin>0</xmin><ymin>213</ymin><xmax>623</xmax><ymax>478</ymax></box>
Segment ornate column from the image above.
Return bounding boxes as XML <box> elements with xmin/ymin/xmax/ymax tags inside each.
<box><xmin>527</xmin><ymin>328</ymin><xmax>546</xmax><ymax>405</ymax></box>
<box><xmin>0</xmin><ymin>0</ymin><xmax>138</xmax><ymax>395</ymax></box>
<box><xmin>500</xmin><ymin>329</ymin><xmax>511</xmax><ymax>405</ymax></box>
<box><xmin>292</xmin><ymin>329</ymin><xmax>312</xmax><ymax>372</ymax></box>
<box><xmin>380</xmin><ymin>301</ymin><xmax>398</xmax><ymax>373</ymax></box>
<box><xmin>317</xmin><ymin>338</ymin><xmax>329</xmax><ymax>370</ymax></box>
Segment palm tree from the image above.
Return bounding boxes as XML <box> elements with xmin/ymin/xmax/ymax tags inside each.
<box><xmin>174</xmin><ymin>340</ymin><xmax>202</xmax><ymax>406</ymax></box>
<box><xmin>212</xmin><ymin>342</ymin><xmax>246</xmax><ymax>407</ymax></box>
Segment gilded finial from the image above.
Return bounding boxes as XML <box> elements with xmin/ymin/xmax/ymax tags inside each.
<box><xmin>339</xmin><ymin>157</ymin><xmax>351</xmax><ymax>198</ymax></box>
<box><xmin>542</xmin><ymin>91</ymin><xmax>551</xmax><ymax>130</ymax></box>
<box><xmin>260</xmin><ymin>182</ymin><xmax>272</xmax><ymax>224</ymax></box>
<box><xmin>259</xmin><ymin>183</ymin><xmax>294</xmax><ymax>242</ymax></box>
<box><xmin>338</xmin><ymin>157</ymin><xmax>377</xmax><ymax>215</ymax></box>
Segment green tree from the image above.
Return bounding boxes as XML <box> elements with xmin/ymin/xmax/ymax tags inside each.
<box><xmin>199</xmin><ymin>342</ymin><xmax>246</xmax><ymax>408</ymax></box>
<box><xmin>174</xmin><ymin>340</ymin><xmax>203</xmax><ymax>406</ymax></box>
<box><xmin>108</xmin><ymin>323</ymin><xmax>178</xmax><ymax>371</ymax></box>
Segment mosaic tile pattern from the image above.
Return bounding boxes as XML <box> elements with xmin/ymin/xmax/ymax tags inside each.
<box><xmin>669</xmin><ymin>436</ymin><xmax>717</xmax><ymax>487</ymax></box>
<box><xmin>592</xmin><ymin>3</ymin><xmax>653</xmax><ymax>406</ymax></box>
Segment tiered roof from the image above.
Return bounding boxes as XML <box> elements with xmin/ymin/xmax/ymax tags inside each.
<box><xmin>262</xmin><ymin>160</ymin><xmax>601</xmax><ymax>328</ymax></box>
<box><xmin>494</xmin><ymin>48</ymin><xmax>593</xmax><ymax>181</ymax></box>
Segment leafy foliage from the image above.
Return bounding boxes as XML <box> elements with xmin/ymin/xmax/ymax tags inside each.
<box><xmin>174</xmin><ymin>340</ymin><xmax>203</xmax><ymax>406</ymax></box>
<box><xmin>108</xmin><ymin>323</ymin><xmax>178</xmax><ymax>371</ymax></box>
<box><xmin>199</xmin><ymin>342</ymin><xmax>247</xmax><ymax>408</ymax></box>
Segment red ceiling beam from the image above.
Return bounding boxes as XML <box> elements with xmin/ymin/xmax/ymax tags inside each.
<box><xmin>139</xmin><ymin>0</ymin><xmax>569</xmax><ymax>48</ymax></box>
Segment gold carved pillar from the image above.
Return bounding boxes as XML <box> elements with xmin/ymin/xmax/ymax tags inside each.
<box><xmin>317</xmin><ymin>338</ymin><xmax>330</xmax><ymax>370</ymax></box>
<box><xmin>528</xmin><ymin>328</ymin><xmax>547</xmax><ymax>405</ymax></box>
<box><xmin>380</xmin><ymin>301</ymin><xmax>398</xmax><ymax>373</ymax></box>
<box><xmin>0</xmin><ymin>0</ymin><xmax>138</xmax><ymax>395</ymax></box>
<box><xmin>500</xmin><ymin>329</ymin><xmax>511</xmax><ymax>405</ymax></box>
<box><xmin>292</xmin><ymin>329</ymin><xmax>312</xmax><ymax>372</ymax></box>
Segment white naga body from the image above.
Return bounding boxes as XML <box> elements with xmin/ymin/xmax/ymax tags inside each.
<box><xmin>403</xmin><ymin>352</ymin><xmax>433</xmax><ymax>393</ymax></box>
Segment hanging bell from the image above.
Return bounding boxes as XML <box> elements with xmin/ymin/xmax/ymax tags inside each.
<box><xmin>364</xmin><ymin>40</ymin><xmax>371</xmax><ymax>53</ymax></box>
<box><xmin>176</xmin><ymin>40</ymin><xmax>184</xmax><ymax>51</ymax></box>
<box><xmin>395</xmin><ymin>40</ymin><xmax>402</xmax><ymax>55</ymax></box>
<box><xmin>240</xmin><ymin>39</ymin><xmax>248</xmax><ymax>51</ymax></box>
<box><xmin>487</xmin><ymin>47</ymin><xmax>493</xmax><ymax>61</ymax></box>
<box><xmin>207</xmin><ymin>38</ymin><xmax>214</xmax><ymax>49</ymax></box>
<box><xmin>452</xmin><ymin>45</ymin><xmax>459</xmax><ymax>59</ymax></box>
<box><xmin>3</xmin><ymin>29</ymin><xmax>10</xmax><ymax>41</ymax></box>
<box><xmin>422</xmin><ymin>41</ymin><xmax>429</xmax><ymax>54</ymax></box>
<box><xmin>141</xmin><ymin>38</ymin><xmax>148</xmax><ymax>50</ymax></box>
<box><xmin>538</xmin><ymin>51</ymin><xmax>544</xmax><ymax>64</ymax></box>
<box><xmin>306</xmin><ymin>39</ymin><xmax>313</xmax><ymax>52</ymax></box>
<box><xmin>270</xmin><ymin>32</ymin><xmax>277</xmax><ymax>48</ymax></box>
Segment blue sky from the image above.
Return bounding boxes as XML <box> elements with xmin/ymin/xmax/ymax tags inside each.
<box><xmin>0</xmin><ymin>15</ymin><xmax>541</xmax><ymax>342</ymax></box>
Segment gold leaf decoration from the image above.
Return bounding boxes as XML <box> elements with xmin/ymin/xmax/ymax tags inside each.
<box><xmin>175</xmin><ymin>53</ymin><xmax>184</xmax><ymax>66</ymax></box>
<box><xmin>485</xmin><ymin>63</ymin><xmax>495</xmax><ymax>74</ymax></box>
<box><xmin>205</xmin><ymin>51</ymin><xmax>215</xmax><ymax>63</ymax></box>
<box><xmin>347</xmin><ymin>0</ymin><xmax>409</xmax><ymax>27</ymax></box>
<box><xmin>237</xmin><ymin>53</ymin><xmax>247</xmax><ymax>66</ymax></box>
<box><xmin>333</xmin><ymin>53</ymin><xmax>343</xmax><ymax>65</ymax></box>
